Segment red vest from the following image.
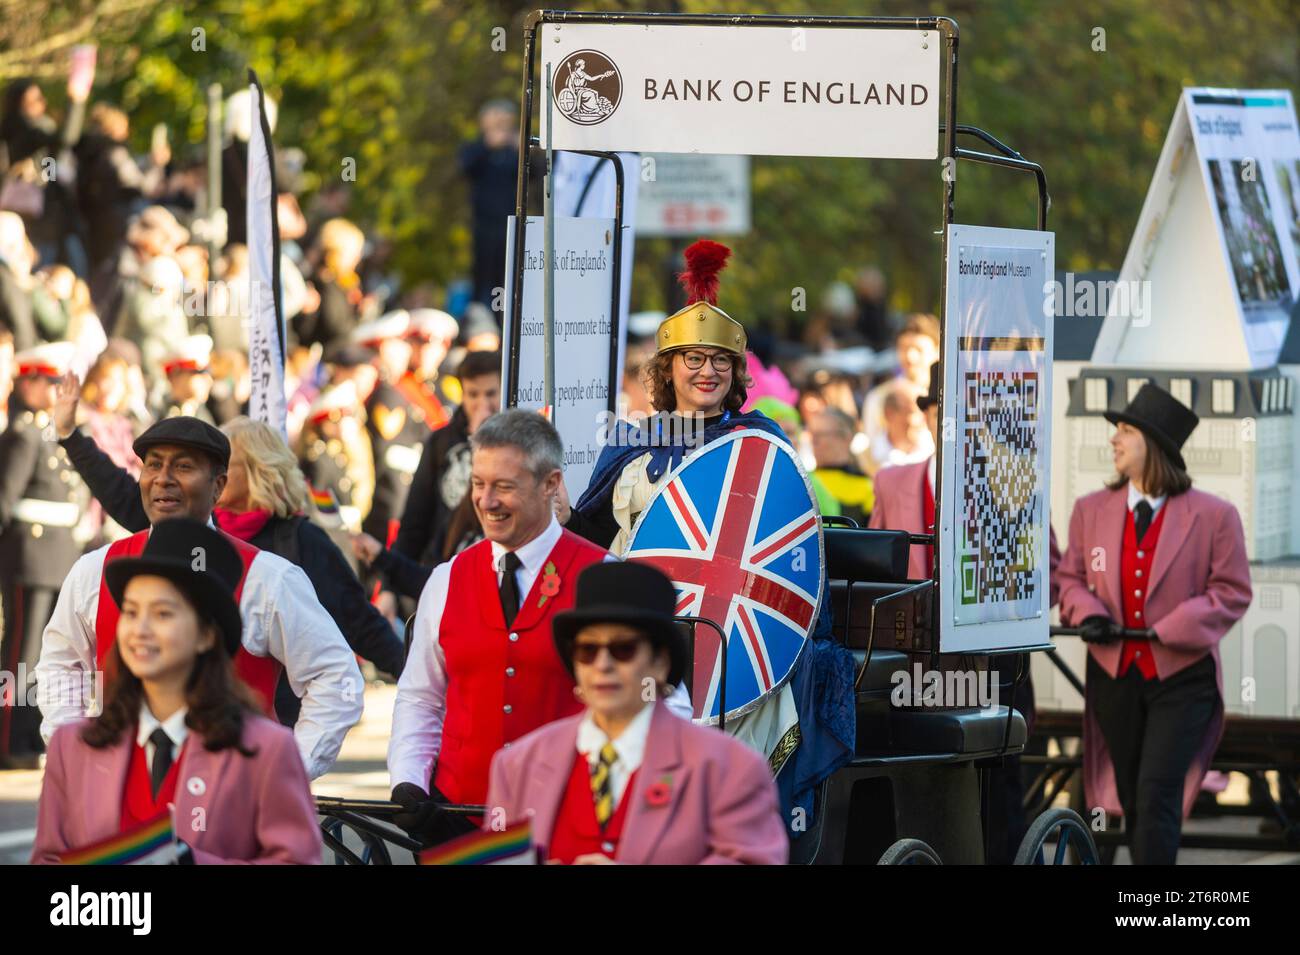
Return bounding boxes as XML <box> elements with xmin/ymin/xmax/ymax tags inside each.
<box><xmin>432</xmin><ymin>530</ymin><xmax>607</xmax><ymax>806</ymax></box>
<box><xmin>547</xmin><ymin>751</ymin><xmax>639</xmax><ymax>864</ymax></box>
<box><xmin>119</xmin><ymin>736</ymin><xmax>185</xmax><ymax>832</ymax></box>
<box><xmin>1118</xmin><ymin>503</ymin><xmax>1168</xmax><ymax>680</ymax></box>
<box><xmin>95</xmin><ymin>529</ymin><xmax>283</xmax><ymax>716</ymax></box>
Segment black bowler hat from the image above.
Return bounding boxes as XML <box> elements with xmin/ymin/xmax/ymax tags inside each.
<box><xmin>1104</xmin><ymin>382</ymin><xmax>1199</xmax><ymax>471</ymax></box>
<box><xmin>105</xmin><ymin>518</ymin><xmax>243</xmax><ymax>657</ymax></box>
<box><xmin>133</xmin><ymin>416</ymin><xmax>231</xmax><ymax>469</ymax></box>
<box><xmin>552</xmin><ymin>562</ymin><xmax>688</xmax><ymax>688</ymax></box>
<box><xmin>916</xmin><ymin>361</ymin><xmax>940</xmax><ymax>411</ymax></box>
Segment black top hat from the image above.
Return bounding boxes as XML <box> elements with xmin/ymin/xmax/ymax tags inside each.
<box><xmin>133</xmin><ymin>416</ymin><xmax>231</xmax><ymax>469</ymax></box>
<box><xmin>552</xmin><ymin>562</ymin><xmax>688</xmax><ymax>688</ymax></box>
<box><xmin>916</xmin><ymin>361</ymin><xmax>940</xmax><ymax>411</ymax></box>
<box><xmin>105</xmin><ymin>518</ymin><xmax>243</xmax><ymax>657</ymax></box>
<box><xmin>1103</xmin><ymin>382</ymin><xmax>1199</xmax><ymax>471</ymax></box>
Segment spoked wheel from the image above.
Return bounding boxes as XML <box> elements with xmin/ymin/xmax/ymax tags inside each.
<box><xmin>1014</xmin><ymin>807</ymin><xmax>1099</xmax><ymax>865</ymax></box>
<box><xmin>878</xmin><ymin>838</ymin><xmax>943</xmax><ymax>865</ymax></box>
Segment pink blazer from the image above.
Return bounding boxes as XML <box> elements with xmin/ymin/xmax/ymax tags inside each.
<box><xmin>867</xmin><ymin>459</ymin><xmax>930</xmax><ymax>579</ymax></box>
<box><xmin>486</xmin><ymin>701</ymin><xmax>789</xmax><ymax>865</ymax></box>
<box><xmin>1056</xmin><ymin>486</ymin><xmax>1252</xmax><ymax>816</ymax></box>
<box><xmin>32</xmin><ymin>714</ymin><xmax>322</xmax><ymax>865</ymax></box>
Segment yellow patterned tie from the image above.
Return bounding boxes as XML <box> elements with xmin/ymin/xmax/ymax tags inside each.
<box><xmin>590</xmin><ymin>743</ymin><xmax>618</xmax><ymax>828</ymax></box>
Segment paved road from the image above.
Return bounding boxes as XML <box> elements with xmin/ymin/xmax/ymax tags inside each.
<box><xmin>2</xmin><ymin>684</ymin><xmax>1296</xmax><ymax>865</ymax></box>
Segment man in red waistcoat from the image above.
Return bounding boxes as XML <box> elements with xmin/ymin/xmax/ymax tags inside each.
<box><xmin>35</xmin><ymin>415</ymin><xmax>363</xmax><ymax>779</ymax></box>
<box><xmin>388</xmin><ymin>409</ymin><xmax>613</xmax><ymax>845</ymax></box>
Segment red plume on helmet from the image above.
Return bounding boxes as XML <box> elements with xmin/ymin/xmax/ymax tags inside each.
<box><xmin>677</xmin><ymin>240</ymin><xmax>731</xmax><ymax>306</ymax></box>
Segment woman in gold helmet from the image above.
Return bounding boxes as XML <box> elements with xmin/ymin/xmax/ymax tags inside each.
<box><xmin>560</xmin><ymin>240</ymin><xmax>789</xmax><ymax>554</ymax></box>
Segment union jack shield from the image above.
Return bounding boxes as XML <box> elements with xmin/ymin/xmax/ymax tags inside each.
<box><xmin>625</xmin><ymin>429</ymin><xmax>824</xmax><ymax>723</ymax></box>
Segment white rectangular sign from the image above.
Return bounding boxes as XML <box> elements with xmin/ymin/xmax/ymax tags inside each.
<box><xmin>539</xmin><ymin>23</ymin><xmax>939</xmax><ymax>159</ymax></box>
<box><xmin>636</xmin><ymin>154</ymin><xmax>751</xmax><ymax>236</ymax></box>
<box><xmin>939</xmin><ymin>225</ymin><xmax>1054</xmax><ymax>653</ymax></box>
<box><xmin>502</xmin><ymin>216</ymin><xmax>617</xmax><ymax>495</ymax></box>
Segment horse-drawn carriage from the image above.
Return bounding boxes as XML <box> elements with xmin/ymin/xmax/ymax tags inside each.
<box><xmin>317</xmin><ymin>516</ymin><xmax>1099</xmax><ymax>866</ymax></box>
<box><xmin>317</xmin><ymin>8</ymin><xmax>1093</xmax><ymax>865</ymax></box>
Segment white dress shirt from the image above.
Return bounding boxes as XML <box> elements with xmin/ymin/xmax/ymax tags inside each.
<box><xmin>1127</xmin><ymin>483</ymin><xmax>1167</xmax><ymax>517</ymax></box>
<box><xmin>138</xmin><ymin>702</ymin><xmax>189</xmax><ymax>773</ymax></box>
<box><xmin>389</xmin><ymin>515</ymin><xmax>691</xmax><ymax>791</ymax></box>
<box><xmin>576</xmin><ymin>701</ymin><xmax>654</xmax><ymax>811</ymax></box>
<box><xmin>36</xmin><ymin>541</ymin><xmax>364</xmax><ymax>780</ymax></box>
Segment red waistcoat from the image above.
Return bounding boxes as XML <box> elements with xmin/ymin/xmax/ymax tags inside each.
<box><xmin>95</xmin><ymin>529</ymin><xmax>283</xmax><ymax>716</ymax></box>
<box><xmin>432</xmin><ymin>530</ymin><xmax>607</xmax><ymax>806</ymax></box>
<box><xmin>1118</xmin><ymin>504</ymin><xmax>1168</xmax><ymax>680</ymax></box>
<box><xmin>119</xmin><ymin>736</ymin><xmax>186</xmax><ymax>832</ymax></box>
<box><xmin>922</xmin><ymin>471</ymin><xmax>935</xmax><ymax>573</ymax></box>
<box><xmin>547</xmin><ymin>751</ymin><xmax>640</xmax><ymax>864</ymax></box>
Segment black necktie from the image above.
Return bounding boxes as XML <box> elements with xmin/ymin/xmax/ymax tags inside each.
<box><xmin>499</xmin><ymin>551</ymin><xmax>522</xmax><ymax>628</ymax></box>
<box><xmin>149</xmin><ymin>728</ymin><xmax>174</xmax><ymax>798</ymax></box>
<box><xmin>1134</xmin><ymin>500</ymin><xmax>1153</xmax><ymax>544</ymax></box>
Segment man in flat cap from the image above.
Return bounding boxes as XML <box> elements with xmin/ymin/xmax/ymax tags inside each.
<box><xmin>36</xmin><ymin>392</ymin><xmax>364</xmax><ymax>779</ymax></box>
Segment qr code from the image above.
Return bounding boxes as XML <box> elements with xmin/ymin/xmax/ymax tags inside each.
<box><xmin>958</xmin><ymin>371</ymin><xmax>1040</xmax><ymax>607</ymax></box>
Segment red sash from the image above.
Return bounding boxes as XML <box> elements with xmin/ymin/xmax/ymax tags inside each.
<box><xmin>95</xmin><ymin>530</ymin><xmax>282</xmax><ymax>715</ymax></box>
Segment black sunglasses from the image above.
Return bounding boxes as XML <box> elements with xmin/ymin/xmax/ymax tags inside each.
<box><xmin>573</xmin><ymin>637</ymin><xmax>646</xmax><ymax>665</ymax></box>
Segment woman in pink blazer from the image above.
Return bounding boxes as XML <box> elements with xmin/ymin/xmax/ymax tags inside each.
<box><xmin>1057</xmin><ymin>384</ymin><xmax>1251</xmax><ymax>865</ymax></box>
<box><xmin>32</xmin><ymin>518</ymin><xmax>322</xmax><ymax>865</ymax></box>
<box><xmin>485</xmin><ymin>561</ymin><xmax>788</xmax><ymax>865</ymax></box>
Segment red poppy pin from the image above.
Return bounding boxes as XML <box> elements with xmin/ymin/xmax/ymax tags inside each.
<box><xmin>537</xmin><ymin>561</ymin><xmax>561</xmax><ymax>608</ymax></box>
<box><xmin>645</xmin><ymin>774</ymin><xmax>673</xmax><ymax>808</ymax></box>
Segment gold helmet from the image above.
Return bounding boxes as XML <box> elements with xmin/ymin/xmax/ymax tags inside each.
<box><xmin>657</xmin><ymin>240</ymin><xmax>747</xmax><ymax>356</ymax></box>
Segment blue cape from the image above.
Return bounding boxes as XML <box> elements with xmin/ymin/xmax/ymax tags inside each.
<box><xmin>573</xmin><ymin>408</ymin><xmax>789</xmax><ymax>518</ymax></box>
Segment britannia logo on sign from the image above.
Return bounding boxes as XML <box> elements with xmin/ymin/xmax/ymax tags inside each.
<box><xmin>554</xmin><ymin>50</ymin><xmax>621</xmax><ymax>125</ymax></box>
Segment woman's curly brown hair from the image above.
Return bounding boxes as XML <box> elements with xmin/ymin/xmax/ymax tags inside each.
<box><xmin>644</xmin><ymin>349</ymin><xmax>750</xmax><ymax>414</ymax></box>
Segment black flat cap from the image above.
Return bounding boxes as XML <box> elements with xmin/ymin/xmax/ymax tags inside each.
<box><xmin>133</xmin><ymin>416</ymin><xmax>231</xmax><ymax>468</ymax></box>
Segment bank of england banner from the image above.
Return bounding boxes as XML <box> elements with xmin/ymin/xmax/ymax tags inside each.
<box><xmin>939</xmin><ymin>225</ymin><xmax>1054</xmax><ymax>653</ymax></box>
<box><xmin>539</xmin><ymin>22</ymin><xmax>939</xmax><ymax>159</ymax></box>
<box><xmin>502</xmin><ymin>216</ymin><xmax>617</xmax><ymax>495</ymax></box>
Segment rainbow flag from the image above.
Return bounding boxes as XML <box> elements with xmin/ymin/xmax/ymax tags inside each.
<box><xmin>418</xmin><ymin>820</ymin><xmax>535</xmax><ymax>866</ymax></box>
<box><xmin>58</xmin><ymin>811</ymin><xmax>180</xmax><ymax>865</ymax></box>
<box><xmin>308</xmin><ymin>483</ymin><xmax>339</xmax><ymax>516</ymax></box>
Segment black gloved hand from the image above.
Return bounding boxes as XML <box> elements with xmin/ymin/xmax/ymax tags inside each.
<box><xmin>1079</xmin><ymin>615</ymin><xmax>1117</xmax><ymax>644</ymax></box>
<box><xmin>391</xmin><ymin>783</ymin><xmax>440</xmax><ymax>836</ymax></box>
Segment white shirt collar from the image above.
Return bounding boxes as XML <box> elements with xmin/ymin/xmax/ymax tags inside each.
<box><xmin>490</xmin><ymin>513</ymin><xmax>562</xmax><ymax>575</ymax></box>
<box><xmin>1126</xmin><ymin>482</ymin><xmax>1167</xmax><ymax>515</ymax></box>
<box><xmin>136</xmin><ymin>700</ymin><xmax>189</xmax><ymax>753</ymax></box>
<box><xmin>577</xmin><ymin>701</ymin><xmax>654</xmax><ymax>766</ymax></box>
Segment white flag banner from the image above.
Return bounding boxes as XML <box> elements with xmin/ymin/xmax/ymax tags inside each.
<box><xmin>246</xmin><ymin>71</ymin><xmax>287</xmax><ymax>439</ymax></box>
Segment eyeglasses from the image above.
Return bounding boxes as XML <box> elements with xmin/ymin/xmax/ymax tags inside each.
<box><xmin>678</xmin><ymin>351</ymin><xmax>733</xmax><ymax>372</ymax></box>
<box><xmin>573</xmin><ymin>637</ymin><xmax>645</xmax><ymax>664</ymax></box>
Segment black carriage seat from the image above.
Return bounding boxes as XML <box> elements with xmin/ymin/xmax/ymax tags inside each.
<box><xmin>821</xmin><ymin>524</ymin><xmax>1027</xmax><ymax>761</ymax></box>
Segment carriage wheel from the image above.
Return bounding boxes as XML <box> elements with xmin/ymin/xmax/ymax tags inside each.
<box><xmin>877</xmin><ymin>838</ymin><xmax>943</xmax><ymax>865</ymax></box>
<box><xmin>1014</xmin><ymin>808</ymin><xmax>1099</xmax><ymax>864</ymax></box>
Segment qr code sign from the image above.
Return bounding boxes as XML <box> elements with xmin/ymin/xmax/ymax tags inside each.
<box><xmin>958</xmin><ymin>371</ymin><xmax>1041</xmax><ymax>607</ymax></box>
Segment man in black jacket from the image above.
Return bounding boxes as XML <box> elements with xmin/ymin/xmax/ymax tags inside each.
<box><xmin>0</xmin><ymin>343</ymin><xmax>85</xmax><ymax>766</ymax></box>
<box><xmin>50</xmin><ymin>377</ymin><xmax>405</xmax><ymax>726</ymax></box>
